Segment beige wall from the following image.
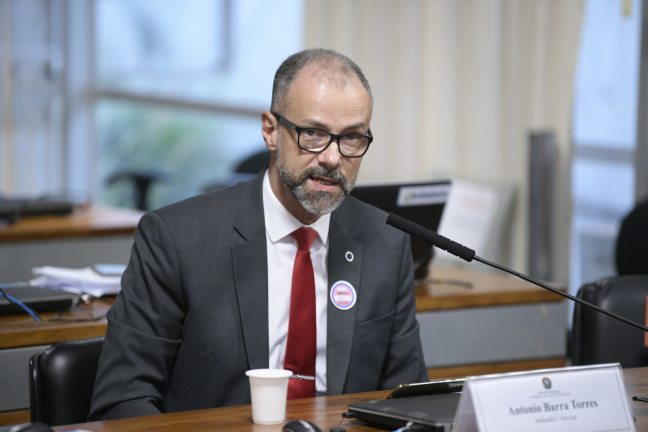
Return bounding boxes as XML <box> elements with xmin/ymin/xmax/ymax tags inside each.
<box><xmin>305</xmin><ymin>0</ymin><xmax>584</xmax><ymax>281</ymax></box>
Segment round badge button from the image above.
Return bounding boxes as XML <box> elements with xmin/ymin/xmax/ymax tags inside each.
<box><xmin>330</xmin><ymin>281</ymin><xmax>357</xmax><ymax>310</ymax></box>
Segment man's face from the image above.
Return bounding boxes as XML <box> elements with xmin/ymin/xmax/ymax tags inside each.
<box><xmin>273</xmin><ymin>68</ymin><xmax>373</xmax><ymax>217</ymax></box>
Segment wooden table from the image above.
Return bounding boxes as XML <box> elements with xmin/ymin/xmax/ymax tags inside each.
<box><xmin>0</xmin><ymin>298</ymin><xmax>114</xmax><ymax>351</ymax></box>
<box><xmin>416</xmin><ymin>265</ymin><xmax>565</xmax><ymax>311</ymax></box>
<box><xmin>417</xmin><ymin>266</ymin><xmax>568</xmax><ymax>379</ymax></box>
<box><xmin>0</xmin><ymin>206</ymin><xmax>142</xmax><ymax>243</ymax></box>
<box><xmin>52</xmin><ymin>366</ymin><xmax>648</xmax><ymax>432</ymax></box>
<box><xmin>0</xmin><ymin>206</ymin><xmax>142</xmax><ymax>283</ymax></box>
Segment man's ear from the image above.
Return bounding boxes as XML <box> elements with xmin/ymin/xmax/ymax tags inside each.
<box><xmin>261</xmin><ymin>110</ymin><xmax>278</xmax><ymax>151</ymax></box>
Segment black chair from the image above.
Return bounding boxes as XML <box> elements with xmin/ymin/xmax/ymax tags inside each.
<box><xmin>203</xmin><ymin>148</ymin><xmax>271</xmax><ymax>193</ymax></box>
<box><xmin>571</xmin><ymin>276</ymin><xmax>648</xmax><ymax>367</ymax></box>
<box><xmin>106</xmin><ymin>171</ymin><xmax>170</xmax><ymax>211</ymax></box>
<box><xmin>29</xmin><ymin>337</ymin><xmax>104</xmax><ymax>426</ymax></box>
<box><xmin>234</xmin><ymin>149</ymin><xmax>271</xmax><ymax>175</ymax></box>
<box><xmin>616</xmin><ymin>198</ymin><xmax>648</xmax><ymax>275</ymax></box>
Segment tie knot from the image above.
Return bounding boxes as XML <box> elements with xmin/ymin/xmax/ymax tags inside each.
<box><xmin>291</xmin><ymin>227</ymin><xmax>318</xmax><ymax>251</ymax></box>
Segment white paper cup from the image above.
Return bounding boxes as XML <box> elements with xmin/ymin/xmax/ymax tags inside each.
<box><xmin>246</xmin><ymin>368</ymin><xmax>293</xmax><ymax>425</ymax></box>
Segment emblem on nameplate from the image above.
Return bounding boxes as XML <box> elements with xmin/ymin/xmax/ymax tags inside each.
<box><xmin>542</xmin><ymin>377</ymin><xmax>552</xmax><ymax>389</ymax></box>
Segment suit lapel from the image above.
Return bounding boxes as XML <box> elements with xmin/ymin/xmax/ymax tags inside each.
<box><xmin>326</xmin><ymin>204</ymin><xmax>361</xmax><ymax>395</ymax></box>
<box><xmin>232</xmin><ymin>172</ymin><xmax>269</xmax><ymax>370</ymax></box>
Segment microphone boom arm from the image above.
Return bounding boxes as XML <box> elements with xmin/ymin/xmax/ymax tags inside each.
<box><xmin>386</xmin><ymin>212</ymin><xmax>648</xmax><ymax>334</ymax></box>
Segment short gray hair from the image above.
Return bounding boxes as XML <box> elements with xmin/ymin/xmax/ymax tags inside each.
<box><xmin>270</xmin><ymin>49</ymin><xmax>373</xmax><ymax>113</ymax></box>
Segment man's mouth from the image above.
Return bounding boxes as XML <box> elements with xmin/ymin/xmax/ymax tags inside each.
<box><xmin>310</xmin><ymin>175</ymin><xmax>339</xmax><ymax>187</ymax></box>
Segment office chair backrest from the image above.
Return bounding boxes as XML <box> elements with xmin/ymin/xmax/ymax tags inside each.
<box><xmin>616</xmin><ymin>198</ymin><xmax>648</xmax><ymax>275</ymax></box>
<box><xmin>571</xmin><ymin>276</ymin><xmax>648</xmax><ymax>367</ymax></box>
<box><xmin>235</xmin><ymin>149</ymin><xmax>271</xmax><ymax>174</ymax></box>
<box><xmin>29</xmin><ymin>337</ymin><xmax>104</xmax><ymax>427</ymax></box>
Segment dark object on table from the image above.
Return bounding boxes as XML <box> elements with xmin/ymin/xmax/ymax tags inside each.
<box><xmin>347</xmin><ymin>392</ymin><xmax>460</xmax><ymax>431</ymax></box>
<box><xmin>571</xmin><ymin>275</ymin><xmax>648</xmax><ymax>367</ymax></box>
<box><xmin>387</xmin><ymin>378</ymin><xmax>464</xmax><ymax>399</ymax></box>
<box><xmin>0</xmin><ymin>286</ymin><xmax>80</xmax><ymax>316</ymax></box>
<box><xmin>283</xmin><ymin>419</ymin><xmax>322</xmax><ymax>432</ymax></box>
<box><xmin>29</xmin><ymin>337</ymin><xmax>104</xmax><ymax>426</ymax></box>
<box><xmin>0</xmin><ymin>197</ymin><xmax>74</xmax><ymax>224</ymax></box>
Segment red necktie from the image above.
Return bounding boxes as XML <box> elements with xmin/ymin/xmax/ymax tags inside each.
<box><xmin>284</xmin><ymin>227</ymin><xmax>318</xmax><ymax>399</ymax></box>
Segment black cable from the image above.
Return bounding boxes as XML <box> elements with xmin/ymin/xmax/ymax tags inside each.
<box><xmin>50</xmin><ymin>314</ymin><xmax>107</xmax><ymax>322</ymax></box>
<box><xmin>0</xmin><ymin>288</ymin><xmax>43</xmax><ymax>322</ymax></box>
<box><xmin>49</xmin><ymin>294</ymin><xmax>99</xmax><ymax>322</ymax></box>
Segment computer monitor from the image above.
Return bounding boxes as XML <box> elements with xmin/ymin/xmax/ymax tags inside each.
<box><xmin>350</xmin><ymin>180</ymin><xmax>451</xmax><ymax>281</ymax></box>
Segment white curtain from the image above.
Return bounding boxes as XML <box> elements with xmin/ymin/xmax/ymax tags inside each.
<box><xmin>304</xmin><ymin>0</ymin><xmax>584</xmax><ymax>281</ymax></box>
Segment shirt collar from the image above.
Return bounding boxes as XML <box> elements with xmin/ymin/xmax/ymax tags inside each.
<box><xmin>263</xmin><ymin>169</ymin><xmax>331</xmax><ymax>245</ymax></box>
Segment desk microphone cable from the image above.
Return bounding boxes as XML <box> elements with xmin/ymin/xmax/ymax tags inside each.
<box><xmin>392</xmin><ymin>421</ymin><xmax>431</xmax><ymax>432</ymax></box>
<box><xmin>0</xmin><ymin>285</ymin><xmax>105</xmax><ymax>323</ymax></box>
<box><xmin>0</xmin><ymin>286</ymin><xmax>42</xmax><ymax>323</ymax></box>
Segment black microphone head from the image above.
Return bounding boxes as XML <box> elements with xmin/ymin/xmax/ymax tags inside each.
<box><xmin>386</xmin><ymin>213</ymin><xmax>475</xmax><ymax>262</ymax></box>
<box><xmin>386</xmin><ymin>213</ymin><xmax>439</xmax><ymax>245</ymax></box>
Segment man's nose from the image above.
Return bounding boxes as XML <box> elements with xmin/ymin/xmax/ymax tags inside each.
<box><xmin>317</xmin><ymin>140</ymin><xmax>343</xmax><ymax>169</ymax></box>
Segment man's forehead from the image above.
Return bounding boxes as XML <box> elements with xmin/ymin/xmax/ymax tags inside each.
<box><xmin>284</xmin><ymin>64</ymin><xmax>371</xmax><ymax>108</ymax></box>
<box><xmin>303</xmin><ymin>64</ymin><xmax>358</xmax><ymax>91</ymax></box>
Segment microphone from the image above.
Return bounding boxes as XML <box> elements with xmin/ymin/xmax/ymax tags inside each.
<box><xmin>386</xmin><ymin>213</ymin><xmax>648</xmax><ymax>334</ymax></box>
<box><xmin>386</xmin><ymin>214</ymin><xmax>476</xmax><ymax>262</ymax></box>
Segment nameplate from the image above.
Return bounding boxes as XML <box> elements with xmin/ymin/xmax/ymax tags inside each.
<box><xmin>453</xmin><ymin>363</ymin><xmax>635</xmax><ymax>432</ymax></box>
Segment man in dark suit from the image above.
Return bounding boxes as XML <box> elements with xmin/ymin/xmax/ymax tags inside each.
<box><xmin>89</xmin><ymin>49</ymin><xmax>428</xmax><ymax>421</ymax></box>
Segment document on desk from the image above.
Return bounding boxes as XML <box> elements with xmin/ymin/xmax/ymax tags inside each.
<box><xmin>453</xmin><ymin>363</ymin><xmax>635</xmax><ymax>432</ymax></box>
<box><xmin>31</xmin><ymin>266</ymin><xmax>121</xmax><ymax>297</ymax></box>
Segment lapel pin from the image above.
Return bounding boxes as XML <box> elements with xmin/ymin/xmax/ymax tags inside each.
<box><xmin>330</xmin><ymin>280</ymin><xmax>356</xmax><ymax>310</ymax></box>
<box><xmin>345</xmin><ymin>251</ymin><xmax>354</xmax><ymax>262</ymax></box>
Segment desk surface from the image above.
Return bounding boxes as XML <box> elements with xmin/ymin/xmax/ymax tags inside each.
<box><xmin>416</xmin><ymin>265</ymin><xmax>566</xmax><ymax>310</ymax></box>
<box><xmin>0</xmin><ymin>206</ymin><xmax>142</xmax><ymax>243</ymax></box>
<box><xmin>52</xmin><ymin>366</ymin><xmax>648</xmax><ymax>432</ymax></box>
<box><xmin>0</xmin><ymin>298</ymin><xmax>113</xmax><ymax>350</ymax></box>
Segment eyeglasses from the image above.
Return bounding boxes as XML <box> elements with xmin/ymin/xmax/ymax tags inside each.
<box><xmin>272</xmin><ymin>113</ymin><xmax>373</xmax><ymax>158</ymax></box>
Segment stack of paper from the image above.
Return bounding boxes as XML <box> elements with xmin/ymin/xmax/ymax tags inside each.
<box><xmin>31</xmin><ymin>266</ymin><xmax>122</xmax><ymax>297</ymax></box>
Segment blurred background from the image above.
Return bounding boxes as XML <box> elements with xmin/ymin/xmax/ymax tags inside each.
<box><xmin>0</xmin><ymin>0</ymin><xmax>645</xmax><ymax>298</ymax></box>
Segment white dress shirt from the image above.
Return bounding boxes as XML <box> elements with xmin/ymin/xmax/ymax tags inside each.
<box><xmin>263</xmin><ymin>170</ymin><xmax>330</xmax><ymax>395</ymax></box>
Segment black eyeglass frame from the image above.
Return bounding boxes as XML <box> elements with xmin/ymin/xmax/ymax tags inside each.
<box><xmin>272</xmin><ymin>112</ymin><xmax>373</xmax><ymax>158</ymax></box>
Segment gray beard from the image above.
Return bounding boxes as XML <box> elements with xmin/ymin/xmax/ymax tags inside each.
<box><xmin>276</xmin><ymin>137</ymin><xmax>356</xmax><ymax>216</ymax></box>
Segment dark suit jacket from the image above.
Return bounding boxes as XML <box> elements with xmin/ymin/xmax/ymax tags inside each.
<box><xmin>88</xmin><ymin>171</ymin><xmax>428</xmax><ymax>421</ymax></box>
